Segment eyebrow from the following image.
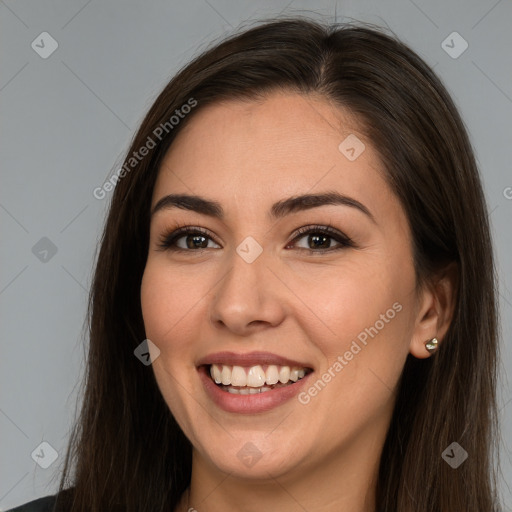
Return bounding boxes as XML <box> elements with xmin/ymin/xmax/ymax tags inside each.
<box><xmin>150</xmin><ymin>191</ymin><xmax>376</xmax><ymax>224</ymax></box>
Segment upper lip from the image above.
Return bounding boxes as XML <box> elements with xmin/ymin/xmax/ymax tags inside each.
<box><xmin>196</xmin><ymin>351</ymin><xmax>313</xmax><ymax>369</ymax></box>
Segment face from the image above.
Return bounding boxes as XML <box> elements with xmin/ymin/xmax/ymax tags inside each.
<box><xmin>140</xmin><ymin>91</ymin><xmax>422</xmax><ymax>482</ymax></box>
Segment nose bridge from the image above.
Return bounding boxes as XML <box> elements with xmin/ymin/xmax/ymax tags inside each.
<box><xmin>209</xmin><ymin>238</ymin><xmax>284</xmax><ymax>333</ymax></box>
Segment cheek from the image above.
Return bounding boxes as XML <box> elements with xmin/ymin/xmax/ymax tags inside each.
<box><xmin>140</xmin><ymin>260</ymin><xmax>207</xmax><ymax>349</ymax></box>
<box><xmin>139</xmin><ymin>260</ymin><xmax>206</xmax><ymax>411</ymax></box>
<box><xmin>140</xmin><ymin>261</ymin><xmax>204</xmax><ymax>432</ymax></box>
<box><xmin>292</xmin><ymin>250</ymin><xmax>416</xmax><ymax>387</ymax></box>
<box><xmin>291</xmin><ymin>255</ymin><xmax>412</xmax><ymax>347</ymax></box>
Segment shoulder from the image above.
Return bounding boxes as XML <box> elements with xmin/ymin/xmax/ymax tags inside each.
<box><xmin>4</xmin><ymin>494</ymin><xmax>57</xmax><ymax>512</ymax></box>
<box><xmin>5</xmin><ymin>488</ymin><xmax>74</xmax><ymax>512</ymax></box>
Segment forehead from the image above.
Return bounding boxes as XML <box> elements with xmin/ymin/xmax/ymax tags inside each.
<box><xmin>152</xmin><ymin>91</ymin><xmax>397</xmax><ymax>223</ymax></box>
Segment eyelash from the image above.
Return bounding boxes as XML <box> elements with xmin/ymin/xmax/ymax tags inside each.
<box><xmin>156</xmin><ymin>223</ymin><xmax>354</xmax><ymax>254</ymax></box>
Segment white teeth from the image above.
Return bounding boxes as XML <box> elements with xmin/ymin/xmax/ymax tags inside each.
<box><xmin>247</xmin><ymin>365</ymin><xmax>266</xmax><ymax>387</ymax></box>
<box><xmin>223</xmin><ymin>385</ymin><xmax>274</xmax><ymax>395</ymax></box>
<box><xmin>209</xmin><ymin>363</ymin><xmax>309</xmax><ymax>388</ymax></box>
<box><xmin>278</xmin><ymin>366</ymin><xmax>290</xmax><ymax>384</ymax></box>
<box><xmin>230</xmin><ymin>366</ymin><xmax>247</xmax><ymax>387</ymax></box>
<box><xmin>221</xmin><ymin>365</ymin><xmax>231</xmax><ymax>385</ymax></box>
<box><xmin>265</xmin><ymin>365</ymin><xmax>279</xmax><ymax>385</ymax></box>
<box><xmin>210</xmin><ymin>364</ymin><xmax>222</xmax><ymax>384</ymax></box>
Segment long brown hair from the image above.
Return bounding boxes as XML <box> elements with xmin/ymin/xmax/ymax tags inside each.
<box><xmin>52</xmin><ymin>17</ymin><xmax>500</xmax><ymax>511</ymax></box>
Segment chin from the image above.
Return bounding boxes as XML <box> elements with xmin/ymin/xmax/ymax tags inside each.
<box><xmin>202</xmin><ymin>443</ymin><xmax>305</xmax><ymax>481</ymax></box>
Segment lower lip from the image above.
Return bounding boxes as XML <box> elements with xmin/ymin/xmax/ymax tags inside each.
<box><xmin>198</xmin><ymin>366</ymin><xmax>313</xmax><ymax>414</ymax></box>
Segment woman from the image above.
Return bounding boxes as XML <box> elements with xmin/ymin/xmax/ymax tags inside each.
<box><xmin>8</xmin><ymin>17</ymin><xmax>500</xmax><ymax>512</ymax></box>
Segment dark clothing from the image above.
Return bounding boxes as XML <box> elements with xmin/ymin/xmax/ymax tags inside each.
<box><xmin>6</xmin><ymin>488</ymin><xmax>74</xmax><ymax>512</ymax></box>
<box><xmin>5</xmin><ymin>494</ymin><xmax>58</xmax><ymax>512</ymax></box>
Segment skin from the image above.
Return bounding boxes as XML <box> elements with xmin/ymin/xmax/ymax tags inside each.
<box><xmin>140</xmin><ymin>91</ymin><xmax>455</xmax><ymax>512</ymax></box>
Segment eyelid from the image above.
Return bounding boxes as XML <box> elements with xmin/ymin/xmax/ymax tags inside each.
<box><xmin>290</xmin><ymin>224</ymin><xmax>352</xmax><ymax>243</ymax></box>
<box><xmin>156</xmin><ymin>225</ymin><xmax>220</xmax><ymax>251</ymax></box>
<box><xmin>287</xmin><ymin>224</ymin><xmax>354</xmax><ymax>252</ymax></box>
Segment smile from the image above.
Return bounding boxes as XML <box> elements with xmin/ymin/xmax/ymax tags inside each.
<box><xmin>209</xmin><ymin>364</ymin><xmax>311</xmax><ymax>394</ymax></box>
<box><xmin>197</xmin><ymin>351</ymin><xmax>314</xmax><ymax>413</ymax></box>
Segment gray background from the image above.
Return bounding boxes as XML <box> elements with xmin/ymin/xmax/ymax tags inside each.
<box><xmin>1</xmin><ymin>0</ymin><xmax>511</xmax><ymax>509</ymax></box>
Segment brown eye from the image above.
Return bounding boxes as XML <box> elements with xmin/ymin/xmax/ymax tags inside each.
<box><xmin>287</xmin><ymin>225</ymin><xmax>354</xmax><ymax>253</ymax></box>
<box><xmin>158</xmin><ymin>227</ymin><xmax>220</xmax><ymax>252</ymax></box>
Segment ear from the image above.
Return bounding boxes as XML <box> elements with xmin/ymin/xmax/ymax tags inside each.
<box><xmin>409</xmin><ymin>262</ymin><xmax>458</xmax><ymax>359</ymax></box>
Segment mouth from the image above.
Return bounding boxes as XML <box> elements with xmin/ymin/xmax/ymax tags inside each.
<box><xmin>196</xmin><ymin>351</ymin><xmax>314</xmax><ymax>413</ymax></box>
<box><xmin>207</xmin><ymin>363</ymin><xmax>313</xmax><ymax>394</ymax></box>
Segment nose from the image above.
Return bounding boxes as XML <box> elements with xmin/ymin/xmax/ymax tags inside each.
<box><xmin>209</xmin><ymin>244</ymin><xmax>286</xmax><ymax>336</ymax></box>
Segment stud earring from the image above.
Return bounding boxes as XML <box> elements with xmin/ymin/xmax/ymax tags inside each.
<box><xmin>425</xmin><ymin>337</ymin><xmax>439</xmax><ymax>354</ymax></box>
